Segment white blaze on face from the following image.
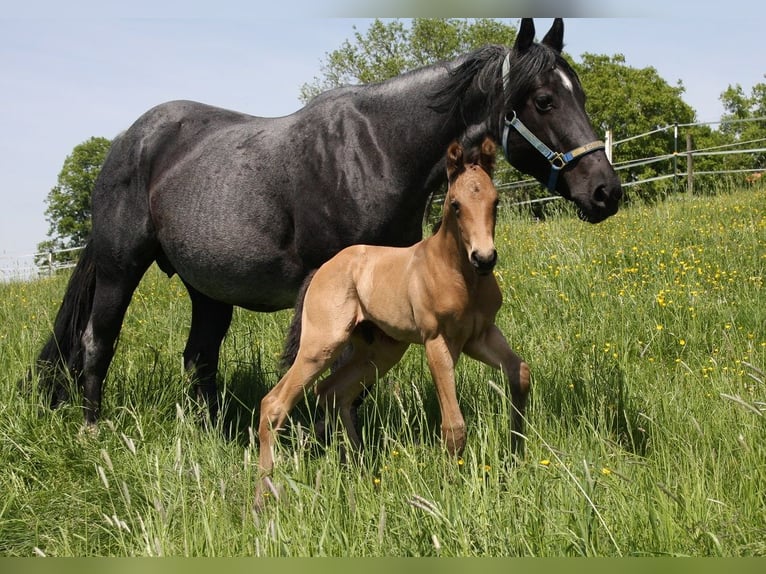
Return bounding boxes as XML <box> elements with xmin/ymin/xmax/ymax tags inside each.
<box><xmin>556</xmin><ymin>68</ymin><xmax>574</xmax><ymax>94</ymax></box>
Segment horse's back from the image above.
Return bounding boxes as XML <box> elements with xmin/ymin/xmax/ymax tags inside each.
<box><xmin>91</xmin><ymin>100</ymin><xmax>307</xmax><ymax>309</ymax></box>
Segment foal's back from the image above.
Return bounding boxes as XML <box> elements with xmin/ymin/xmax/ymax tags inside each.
<box><xmin>302</xmin><ymin>242</ymin><xmax>423</xmax><ymax>347</ymax></box>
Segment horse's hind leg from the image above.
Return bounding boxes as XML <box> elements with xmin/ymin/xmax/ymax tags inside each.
<box><xmin>81</xmin><ymin>261</ymin><xmax>153</xmax><ymax>424</ymax></box>
<box><xmin>181</xmin><ymin>282</ymin><xmax>233</xmax><ymax>422</ymax></box>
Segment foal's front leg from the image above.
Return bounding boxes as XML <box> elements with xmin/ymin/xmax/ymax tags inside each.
<box><xmin>464</xmin><ymin>325</ymin><xmax>530</xmax><ymax>454</ymax></box>
<box><xmin>424</xmin><ymin>335</ymin><xmax>466</xmax><ymax>455</ymax></box>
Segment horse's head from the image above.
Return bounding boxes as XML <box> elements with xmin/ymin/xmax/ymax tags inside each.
<box><xmin>500</xmin><ymin>18</ymin><xmax>622</xmax><ymax>223</ymax></box>
<box><xmin>445</xmin><ymin>137</ymin><xmax>499</xmax><ymax>275</ymax></box>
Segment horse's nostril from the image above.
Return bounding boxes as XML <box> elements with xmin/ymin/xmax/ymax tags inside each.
<box><xmin>594</xmin><ymin>182</ymin><xmax>623</xmax><ymax>206</ymax></box>
<box><xmin>594</xmin><ymin>184</ymin><xmax>608</xmax><ymax>205</ymax></box>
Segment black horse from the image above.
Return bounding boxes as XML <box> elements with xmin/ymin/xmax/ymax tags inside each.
<box><xmin>35</xmin><ymin>18</ymin><xmax>621</xmax><ymax>424</ymax></box>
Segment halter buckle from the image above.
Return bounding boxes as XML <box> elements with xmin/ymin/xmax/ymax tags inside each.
<box><xmin>549</xmin><ymin>153</ymin><xmax>567</xmax><ymax>170</ymax></box>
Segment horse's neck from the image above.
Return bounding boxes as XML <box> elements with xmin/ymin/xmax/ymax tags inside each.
<box><xmin>363</xmin><ymin>63</ymin><xmax>498</xmax><ymax>156</ymax></box>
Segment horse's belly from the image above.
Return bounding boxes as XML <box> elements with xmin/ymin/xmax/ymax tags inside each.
<box><xmin>158</xmin><ymin>236</ymin><xmax>303</xmax><ymax>311</ymax></box>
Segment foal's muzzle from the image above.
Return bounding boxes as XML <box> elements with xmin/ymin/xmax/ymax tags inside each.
<box><xmin>471</xmin><ymin>249</ymin><xmax>497</xmax><ymax>275</ymax></box>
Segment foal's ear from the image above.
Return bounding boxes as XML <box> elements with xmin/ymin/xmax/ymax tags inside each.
<box><xmin>514</xmin><ymin>18</ymin><xmax>535</xmax><ymax>52</ymax></box>
<box><xmin>446</xmin><ymin>141</ymin><xmax>464</xmax><ymax>179</ymax></box>
<box><xmin>478</xmin><ymin>137</ymin><xmax>496</xmax><ymax>176</ymax></box>
<box><xmin>541</xmin><ymin>18</ymin><xmax>564</xmax><ymax>53</ymax></box>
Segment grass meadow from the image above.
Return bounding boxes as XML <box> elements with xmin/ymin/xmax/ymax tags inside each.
<box><xmin>0</xmin><ymin>186</ymin><xmax>764</xmax><ymax>557</ymax></box>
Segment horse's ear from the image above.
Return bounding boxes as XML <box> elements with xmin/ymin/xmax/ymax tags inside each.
<box><xmin>514</xmin><ymin>18</ymin><xmax>535</xmax><ymax>52</ymax></box>
<box><xmin>446</xmin><ymin>141</ymin><xmax>464</xmax><ymax>179</ymax></box>
<box><xmin>478</xmin><ymin>137</ymin><xmax>496</xmax><ymax>176</ymax></box>
<box><xmin>541</xmin><ymin>18</ymin><xmax>564</xmax><ymax>53</ymax></box>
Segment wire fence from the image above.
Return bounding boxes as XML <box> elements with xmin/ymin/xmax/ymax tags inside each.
<box><xmin>3</xmin><ymin>117</ymin><xmax>764</xmax><ymax>283</ymax></box>
<box><xmin>493</xmin><ymin>116</ymin><xmax>765</xmax><ymax>204</ymax></box>
<box><xmin>0</xmin><ymin>246</ymin><xmax>80</xmax><ymax>283</ymax></box>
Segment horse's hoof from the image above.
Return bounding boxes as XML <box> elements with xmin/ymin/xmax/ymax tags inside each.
<box><xmin>78</xmin><ymin>422</ymin><xmax>100</xmax><ymax>441</ymax></box>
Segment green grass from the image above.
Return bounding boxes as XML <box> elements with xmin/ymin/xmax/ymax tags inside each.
<box><xmin>1</xmin><ymin>187</ymin><xmax>764</xmax><ymax>556</ymax></box>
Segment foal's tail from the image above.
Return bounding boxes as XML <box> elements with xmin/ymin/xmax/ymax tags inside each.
<box><xmin>34</xmin><ymin>241</ymin><xmax>98</xmax><ymax>405</ymax></box>
<box><xmin>279</xmin><ymin>270</ymin><xmax>316</xmax><ymax>370</ymax></box>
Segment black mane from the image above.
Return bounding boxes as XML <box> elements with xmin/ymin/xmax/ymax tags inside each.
<box><xmin>427</xmin><ymin>45</ymin><xmax>506</xmax><ymax>117</ymax></box>
<box><xmin>427</xmin><ymin>42</ymin><xmax>572</xmax><ymax>122</ymax></box>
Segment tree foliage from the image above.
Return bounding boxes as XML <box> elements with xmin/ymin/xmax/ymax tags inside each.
<box><xmin>300</xmin><ymin>18</ymin><xmax>516</xmax><ymax>102</ymax></box>
<box><xmin>37</xmin><ymin>136</ymin><xmax>111</xmax><ymax>266</ymax></box>
<box><xmin>718</xmin><ymin>78</ymin><xmax>766</xmax><ymax>173</ymax></box>
<box><xmin>573</xmin><ymin>53</ymin><xmax>698</xmax><ymax>201</ymax></box>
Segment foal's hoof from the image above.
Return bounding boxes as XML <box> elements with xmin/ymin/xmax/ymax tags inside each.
<box><xmin>313</xmin><ymin>418</ymin><xmax>331</xmax><ymax>447</ymax></box>
<box><xmin>254</xmin><ymin>476</ymin><xmax>281</xmax><ymax>512</ymax></box>
<box><xmin>442</xmin><ymin>427</ymin><xmax>466</xmax><ymax>456</ymax></box>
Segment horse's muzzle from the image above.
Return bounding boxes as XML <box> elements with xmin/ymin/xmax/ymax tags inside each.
<box><xmin>471</xmin><ymin>249</ymin><xmax>497</xmax><ymax>275</ymax></box>
<box><xmin>575</xmin><ymin>179</ymin><xmax>623</xmax><ymax>224</ymax></box>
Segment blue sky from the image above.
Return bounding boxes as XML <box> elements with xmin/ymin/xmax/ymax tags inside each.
<box><xmin>0</xmin><ymin>5</ymin><xmax>763</xmax><ymax>271</ymax></box>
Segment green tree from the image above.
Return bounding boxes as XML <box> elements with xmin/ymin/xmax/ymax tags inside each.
<box><xmin>299</xmin><ymin>18</ymin><xmax>515</xmax><ymax>103</ymax></box>
<box><xmin>718</xmin><ymin>79</ymin><xmax>766</xmax><ymax>176</ymax></box>
<box><xmin>37</xmin><ymin>136</ymin><xmax>111</xmax><ymax>267</ymax></box>
<box><xmin>573</xmin><ymin>53</ymin><xmax>697</xmax><ymax>201</ymax></box>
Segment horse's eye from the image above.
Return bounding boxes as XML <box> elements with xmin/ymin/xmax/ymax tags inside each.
<box><xmin>535</xmin><ymin>95</ymin><xmax>553</xmax><ymax>112</ymax></box>
<box><xmin>451</xmin><ymin>200</ymin><xmax>461</xmax><ymax>215</ymax></box>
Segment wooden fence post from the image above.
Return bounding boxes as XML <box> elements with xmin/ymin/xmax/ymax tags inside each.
<box><xmin>605</xmin><ymin>129</ymin><xmax>613</xmax><ymax>163</ymax></box>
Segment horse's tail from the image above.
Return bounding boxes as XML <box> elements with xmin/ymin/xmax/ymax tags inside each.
<box><xmin>279</xmin><ymin>269</ymin><xmax>317</xmax><ymax>370</ymax></box>
<box><xmin>35</xmin><ymin>241</ymin><xmax>97</xmax><ymax>405</ymax></box>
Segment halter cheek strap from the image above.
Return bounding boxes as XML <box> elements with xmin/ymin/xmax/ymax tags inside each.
<box><xmin>500</xmin><ymin>53</ymin><xmax>605</xmax><ymax>192</ymax></box>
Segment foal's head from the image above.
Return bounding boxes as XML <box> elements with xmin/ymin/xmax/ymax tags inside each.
<box><xmin>444</xmin><ymin>137</ymin><xmax>499</xmax><ymax>275</ymax></box>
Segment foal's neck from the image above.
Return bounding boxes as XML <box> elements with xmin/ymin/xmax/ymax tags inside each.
<box><xmin>430</xmin><ymin>213</ymin><xmax>480</xmax><ymax>284</ymax></box>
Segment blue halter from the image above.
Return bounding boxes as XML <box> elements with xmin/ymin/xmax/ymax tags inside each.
<box><xmin>500</xmin><ymin>53</ymin><xmax>605</xmax><ymax>192</ymax></box>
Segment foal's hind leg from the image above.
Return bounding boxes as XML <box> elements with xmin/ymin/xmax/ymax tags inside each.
<box><xmin>181</xmin><ymin>282</ymin><xmax>233</xmax><ymax>423</ymax></box>
<box><xmin>257</xmin><ymin>343</ymin><xmax>341</xmax><ymax>506</ymax></box>
<box><xmin>315</xmin><ymin>331</ymin><xmax>409</xmax><ymax>449</ymax></box>
<box><xmin>464</xmin><ymin>326</ymin><xmax>530</xmax><ymax>454</ymax></box>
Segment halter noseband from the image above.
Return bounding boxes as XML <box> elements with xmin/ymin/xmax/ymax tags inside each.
<box><xmin>500</xmin><ymin>53</ymin><xmax>605</xmax><ymax>192</ymax></box>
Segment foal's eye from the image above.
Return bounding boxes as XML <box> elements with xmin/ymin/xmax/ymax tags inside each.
<box><xmin>451</xmin><ymin>200</ymin><xmax>461</xmax><ymax>215</ymax></box>
<box><xmin>535</xmin><ymin>95</ymin><xmax>553</xmax><ymax>112</ymax></box>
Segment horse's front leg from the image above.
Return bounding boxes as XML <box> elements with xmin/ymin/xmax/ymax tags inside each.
<box><xmin>424</xmin><ymin>336</ymin><xmax>466</xmax><ymax>455</ymax></box>
<box><xmin>182</xmin><ymin>283</ymin><xmax>234</xmax><ymax>424</ymax></box>
<box><xmin>464</xmin><ymin>326</ymin><xmax>530</xmax><ymax>454</ymax></box>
